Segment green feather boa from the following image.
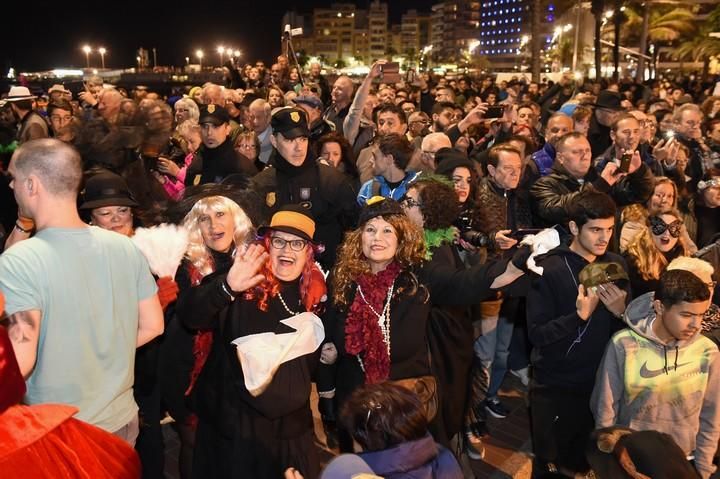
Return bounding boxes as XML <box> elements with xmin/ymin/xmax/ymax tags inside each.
<box><xmin>423</xmin><ymin>227</ymin><xmax>457</xmax><ymax>260</ymax></box>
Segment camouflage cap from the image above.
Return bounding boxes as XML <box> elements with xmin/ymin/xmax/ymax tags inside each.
<box><xmin>579</xmin><ymin>262</ymin><xmax>629</xmax><ymax>289</ymax></box>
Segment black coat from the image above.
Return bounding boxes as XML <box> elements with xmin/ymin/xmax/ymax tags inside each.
<box><xmin>328</xmin><ymin>251</ymin><xmax>509</xmax><ymax>408</ymax></box>
<box><xmin>526</xmin><ymin>244</ymin><xmax>629</xmax><ymax>393</ymax></box>
<box><xmin>529</xmin><ymin>162</ymin><xmax>654</xmax><ymax>228</ymax></box>
<box><xmin>185</xmin><ymin>279</ymin><xmax>321</xmax><ymax>479</ymax></box>
<box><xmin>185</xmin><ymin>138</ymin><xmax>258</xmax><ymax>186</ymax></box>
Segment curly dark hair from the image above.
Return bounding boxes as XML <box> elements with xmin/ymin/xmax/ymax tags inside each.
<box><xmin>316</xmin><ymin>131</ymin><xmax>358</xmax><ymax>179</ymax></box>
<box><xmin>409</xmin><ymin>177</ymin><xmax>460</xmax><ymax>231</ymax></box>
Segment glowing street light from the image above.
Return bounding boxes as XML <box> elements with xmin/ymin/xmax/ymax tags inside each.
<box><xmin>196</xmin><ymin>49</ymin><xmax>204</xmax><ymax>68</ymax></box>
<box><xmin>82</xmin><ymin>45</ymin><xmax>92</xmax><ymax>68</ymax></box>
<box><xmin>234</xmin><ymin>50</ymin><xmax>241</xmax><ymax>58</ymax></box>
<box><xmin>98</xmin><ymin>47</ymin><xmax>107</xmax><ymax>69</ymax></box>
<box><xmin>217</xmin><ymin>46</ymin><xmax>225</xmax><ymax>65</ymax></box>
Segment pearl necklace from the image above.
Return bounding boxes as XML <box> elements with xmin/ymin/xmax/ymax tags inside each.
<box><xmin>277</xmin><ymin>291</ymin><xmax>301</xmax><ymax>316</ymax></box>
<box><xmin>356</xmin><ymin>280</ymin><xmax>395</xmax><ymax>372</ymax></box>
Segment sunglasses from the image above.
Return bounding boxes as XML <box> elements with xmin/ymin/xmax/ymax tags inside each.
<box><xmin>649</xmin><ymin>216</ymin><xmax>682</xmax><ymax>238</ymax></box>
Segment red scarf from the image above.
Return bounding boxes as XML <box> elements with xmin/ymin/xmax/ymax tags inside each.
<box><xmin>344</xmin><ymin>261</ymin><xmax>401</xmax><ymax>384</ymax></box>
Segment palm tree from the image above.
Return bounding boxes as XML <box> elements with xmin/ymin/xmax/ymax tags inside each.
<box><xmin>672</xmin><ymin>4</ymin><xmax>720</xmax><ymax>80</ymax></box>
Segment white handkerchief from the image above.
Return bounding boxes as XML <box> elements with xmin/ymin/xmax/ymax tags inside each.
<box><xmin>232</xmin><ymin>312</ymin><xmax>325</xmax><ymax>397</ymax></box>
<box><xmin>520</xmin><ymin>227</ymin><xmax>561</xmax><ymax>275</ymax></box>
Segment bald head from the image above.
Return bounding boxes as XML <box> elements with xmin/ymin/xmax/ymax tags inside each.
<box><xmin>421</xmin><ymin>132</ymin><xmax>452</xmax><ymax>152</ymax></box>
<box><xmin>202</xmin><ymin>84</ymin><xmax>225</xmax><ymax>106</ymax></box>
<box><xmin>249</xmin><ymin>99</ymin><xmax>271</xmax><ymax>133</ymax></box>
<box><xmin>331</xmin><ymin>75</ymin><xmax>354</xmax><ymax>107</ymax></box>
<box><xmin>11</xmin><ymin>139</ymin><xmax>83</xmax><ymax>197</ymax></box>
<box><xmin>98</xmin><ymin>89</ymin><xmax>123</xmax><ymax>123</ymax></box>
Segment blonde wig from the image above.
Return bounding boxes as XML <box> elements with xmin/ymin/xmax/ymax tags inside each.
<box><xmin>182</xmin><ymin>196</ymin><xmax>254</xmax><ymax>278</ymax></box>
<box><xmin>625</xmin><ymin>210</ymin><xmax>690</xmax><ymax>281</ymax></box>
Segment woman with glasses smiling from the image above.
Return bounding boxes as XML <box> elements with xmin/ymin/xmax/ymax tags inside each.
<box><xmin>186</xmin><ymin>204</ymin><xmax>328</xmax><ymax>479</ymax></box>
<box><xmin>233</xmin><ymin>130</ymin><xmax>263</xmax><ymax>172</ymax></box>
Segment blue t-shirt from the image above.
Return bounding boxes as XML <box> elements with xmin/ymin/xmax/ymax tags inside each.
<box><xmin>0</xmin><ymin>226</ymin><xmax>157</xmax><ymax>432</ymax></box>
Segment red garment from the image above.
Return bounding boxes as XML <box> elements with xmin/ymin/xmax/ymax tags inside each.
<box><xmin>157</xmin><ymin>276</ymin><xmax>179</xmax><ymax>311</ymax></box>
<box><xmin>0</xmin><ymin>404</ymin><xmax>140</xmax><ymax>478</ymax></box>
<box><xmin>344</xmin><ymin>261</ymin><xmax>402</xmax><ymax>384</ymax></box>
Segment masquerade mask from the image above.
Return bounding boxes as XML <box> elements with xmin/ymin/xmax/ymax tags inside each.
<box><xmin>649</xmin><ymin>216</ymin><xmax>682</xmax><ymax>238</ymax></box>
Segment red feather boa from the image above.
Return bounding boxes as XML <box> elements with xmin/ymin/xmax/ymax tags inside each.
<box><xmin>344</xmin><ymin>262</ymin><xmax>402</xmax><ymax>384</ymax></box>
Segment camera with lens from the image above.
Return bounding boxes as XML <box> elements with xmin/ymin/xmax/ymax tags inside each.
<box><xmin>455</xmin><ymin>210</ymin><xmax>490</xmax><ymax>248</ymax></box>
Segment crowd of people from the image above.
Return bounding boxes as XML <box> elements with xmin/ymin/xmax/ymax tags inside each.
<box><xmin>1</xmin><ymin>52</ymin><xmax>720</xmax><ymax>479</ymax></box>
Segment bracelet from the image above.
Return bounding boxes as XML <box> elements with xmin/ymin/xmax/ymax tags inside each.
<box><xmin>14</xmin><ymin>222</ymin><xmax>32</xmax><ymax>234</ymax></box>
<box><xmin>220</xmin><ymin>279</ymin><xmax>236</xmax><ymax>301</ymax></box>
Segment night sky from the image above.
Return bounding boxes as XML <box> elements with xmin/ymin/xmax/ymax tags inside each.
<box><xmin>2</xmin><ymin>0</ymin><xmax>436</xmax><ymax>72</ymax></box>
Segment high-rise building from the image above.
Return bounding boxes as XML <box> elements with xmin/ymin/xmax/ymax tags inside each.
<box><xmin>313</xmin><ymin>3</ymin><xmax>356</xmax><ymax>63</ymax></box>
<box><xmin>429</xmin><ymin>1</ymin><xmax>481</xmax><ymax>62</ymax></box>
<box><xmin>478</xmin><ymin>0</ymin><xmax>555</xmax><ymax>70</ymax></box>
<box><xmin>368</xmin><ymin>0</ymin><xmax>388</xmax><ymax>62</ymax></box>
<box><xmin>401</xmin><ymin>10</ymin><xmax>431</xmax><ymax>57</ymax></box>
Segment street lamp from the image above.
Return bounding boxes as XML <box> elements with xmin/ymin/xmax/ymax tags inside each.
<box><xmin>82</xmin><ymin>45</ymin><xmax>92</xmax><ymax>68</ymax></box>
<box><xmin>217</xmin><ymin>46</ymin><xmax>225</xmax><ymax>65</ymax></box>
<box><xmin>98</xmin><ymin>47</ymin><xmax>106</xmax><ymax>69</ymax></box>
<box><xmin>234</xmin><ymin>50</ymin><xmax>241</xmax><ymax>58</ymax></box>
<box><xmin>196</xmin><ymin>49</ymin><xmax>204</xmax><ymax>68</ymax></box>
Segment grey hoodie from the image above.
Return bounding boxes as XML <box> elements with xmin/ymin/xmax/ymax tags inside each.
<box><xmin>591</xmin><ymin>292</ymin><xmax>720</xmax><ymax>479</ymax></box>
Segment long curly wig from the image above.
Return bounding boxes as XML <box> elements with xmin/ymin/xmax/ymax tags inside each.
<box><xmin>625</xmin><ymin>210</ymin><xmax>691</xmax><ymax>281</ymax></box>
<box><xmin>332</xmin><ymin>213</ymin><xmax>426</xmax><ymax>308</ymax></box>
<box><xmin>182</xmin><ymin>196</ymin><xmax>254</xmax><ymax>278</ymax></box>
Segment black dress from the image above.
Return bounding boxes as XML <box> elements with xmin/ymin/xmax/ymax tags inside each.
<box><xmin>186</xmin><ymin>279</ymin><xmax>321</xmax><ymax>479</ymax></box>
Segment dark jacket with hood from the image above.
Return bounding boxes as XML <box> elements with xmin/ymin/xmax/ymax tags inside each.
<box><xmin>358</xmin><ymin>433</ymin><xmax>463</xmax><ymax>479</ymax></box>
<box><xmin>185</xmin><ymin>138</ymin><xmax>258</xmax><ymax>186</ymax></box>
<box><xmin>529</xmin><ymin>161</ymin><xmax>654</xmax><ymax>228</ymax></box>
<box><xmin>526</xmin><ymin>244</ymin><xmax>629</xmax><ymax>392</ymax></box>
<box><xmin>591</xmin><ymin>292</ymin><xmax>720</xmax><ymax>479</ymax></box>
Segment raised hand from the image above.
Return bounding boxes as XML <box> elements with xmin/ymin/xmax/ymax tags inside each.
<box><xmin>597</xmin><ymin>283</ymin><xmax>627</xmax><ymax>318</ymax></box>
<box><xmin>226</xmin><ymin>244</ymin><xmax>269</xmax><ymax>293</ymax></box>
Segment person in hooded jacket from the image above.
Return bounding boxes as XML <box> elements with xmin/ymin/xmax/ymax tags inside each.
<box><xmin>333</xmin><ymin>381</ymin><xmax>463</xmax><ymax>479</ymax></box>
<box><xmin>526</xmin><ymin>190</ymin><xmax>630</xmax><ymax>477</ymax></box>
<box><xmin>591</xmin><ymin>262</ymin><xmax>720</xmax><ymax>479</ymax></box>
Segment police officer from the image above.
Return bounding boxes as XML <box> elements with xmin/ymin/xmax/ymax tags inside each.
<box><xmin>252</xmin><ymin>107</ymin><xmax>358</xmax><ymax>268</ymax></box>
<box><xmin>185</xmin><ymin>104</ymin><xmax>257</xmax><ymax>186</ymax></box>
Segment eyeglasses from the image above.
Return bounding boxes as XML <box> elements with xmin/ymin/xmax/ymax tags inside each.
<box><xmin>649</xmin><ymin>216</ymin><xmax>683</xmax><ymax>238</ymax></box>
<box><xmin>400</xmin><ymin>196</ymin><xmax>422</xmax><ymax>209</ymax></box>
<box><xmin>270</xmin><ymin>236</ymin><xmax>308</xmax><ymax>251</ymax></box>
<box><xmin>236</xmin><ymin>144</ymin><xmax>257</xmax><ymax>150</ymax></box>
<box><xmin>421</xmin><ymin>150</ymin><xmax>436</xmax><ymax>158</ymax></box>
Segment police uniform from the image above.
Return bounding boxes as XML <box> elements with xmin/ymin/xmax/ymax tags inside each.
<box><xmin>251</xmin><ymin>107</ymin><xmax>358</xmax><ymax>269</ymax></box>
<box><xmin>184</xmin><ymin>104</ymin><xmax>258</xmax><ymax>186</ymax></box>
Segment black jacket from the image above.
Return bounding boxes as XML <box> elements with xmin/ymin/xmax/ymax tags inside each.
<box><xmin>185</xmin><ymin>138</ymin><xmax>258</xmax><ymax>186</ymax></box>
<box><xmin>529</xmin><ymin>162</ymin><xmax>654</xmax><ymax>228</ymax></box>
<box><xmin>526</xmin><ymin>244</ymin><xmax>629</xmax><ymax>392</ymax></box>
<box><xmin>251</xmin><ymin>150</ymin><xmax>358</xmax><ymax>269</ymax></box>
<box><xmin>328</xmin><ymin>252</ymin><xmax>509</xmax><ymax>406</ymax></box>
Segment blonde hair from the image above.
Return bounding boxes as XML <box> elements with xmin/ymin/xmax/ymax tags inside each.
<box><xmin>625</xmin><ymin>210</ymin><xmax>690</xmax><ymax>281</ymax></box>
<box><xmin>182</xmin><ymin>196</ymin><xmax>254</xmax><ymax>278</ymax></box>
<box><xmin>332</xmin><ymin>214</ymin><xmax>426</xmax><ymax>308</ymax></box>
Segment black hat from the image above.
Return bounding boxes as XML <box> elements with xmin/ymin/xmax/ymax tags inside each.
<box><xmin>79</xmin><ymin>170</ymin><xmax>138</xmax><ymax>210</ymax></box>
<box><xmin>358</xmin><ymin>196</ymin><xmax>405</xmax><ymax>226</ymax></box>
<box><xmin>164</xmin><ymin>182</ymin><xmax>265</xmax><ymax>227</ymax></box>
<box><xmin>271</xmin><ymin>107</ymin><xmax>310</xmax><ymax>139</ymax></box>
<box><xmin>199</xmin><ymin>104</ymin><xmax>231</xmax><ymax>126</ymax></box>
<box><xmin>593</xmin><ymin>90</ymin><xmax>623</xmax><ymax>111</ymax></box>
<box><xmin>257</xmin><ymin>204</ymin><xmax>316</xmax><ymax>242</ymax></box>
<box><xmin>434</xmin><ymin>148</ymin><xmax>475</xmax><ymax>177</ymax></box>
